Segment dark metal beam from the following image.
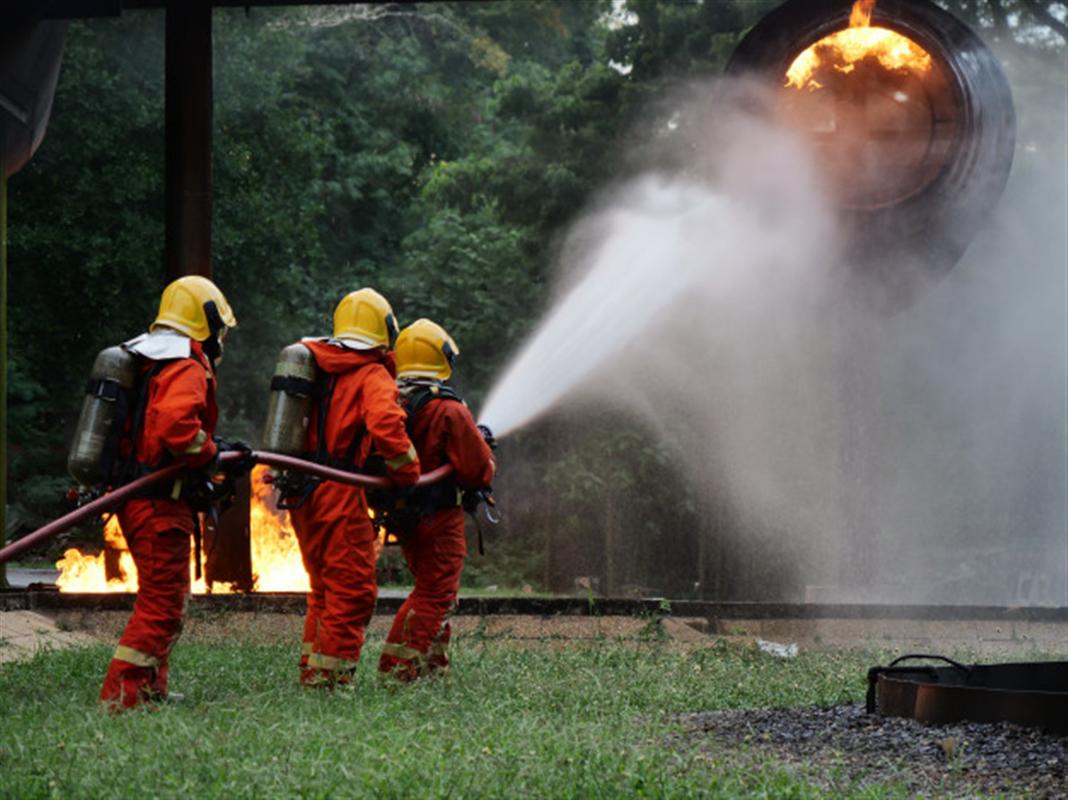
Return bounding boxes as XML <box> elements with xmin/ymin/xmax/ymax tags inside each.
<box><xmin>1</xmin><ymin>138</ymin><xmax>7</xmax><ymax>589</ymax></box>
<box><xmin>164</xmin><ymin>1</ymin><xmax>212</xmax><ymax>281</ymax></box>
<box><xmin>3</xmin><ymin>0</ymin><xmax>420</xmax><ymax>19</ymax></box>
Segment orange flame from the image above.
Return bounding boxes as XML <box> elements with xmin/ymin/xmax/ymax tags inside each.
<box><xmin>56</xmin><ymin>466</ymin><xmax>312</xmax><ymax>593</ymax></box>
<box><xmin>849</xmin><ymin>0</ymin><xmax>875</xmax><ymax>27</ymax></box>
<box><xmin>55</xmin><ymin>514</ymin><xmax>138</xmax><ymax>592</ymax></box>
<box><xmin>785</xmin><ymin>0</ymin><xmax>931</xmax><ymax>91</ymax></box>
<box><xmin>247</xmin><ymin>466</ymin><xmax>310</xmax><ymax>592</ymax></box>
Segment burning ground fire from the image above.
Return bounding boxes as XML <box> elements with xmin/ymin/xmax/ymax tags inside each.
<box><xmin>784</xmin><ymin>0</ymin><xmax>932</xmax><ymax>91</ymax></box>
<box><xmin>56</xmin><ymin>466</ymin><xmax>312</xmax><ymax>593</ymax></box>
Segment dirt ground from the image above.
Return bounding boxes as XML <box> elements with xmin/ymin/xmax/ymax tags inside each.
<box><xmin>26</xmin><ymin>609</ymin><xmax>713</xmax><ymax>649</ymax></box>
<box><xmin>0</xmin><ymin>611</ymin><xmax>97</xmax><ymax>663</ymax></box>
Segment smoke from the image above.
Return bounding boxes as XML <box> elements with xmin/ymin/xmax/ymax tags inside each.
<box><xmin>480</xmin><ymin>73</ymin><xmax>1067</xmax><ymax>606</ymax></box>
<box><xmin>480</xmin><ymin>92</ymin><xmax>839</xmax><ymax>439</ymax></box>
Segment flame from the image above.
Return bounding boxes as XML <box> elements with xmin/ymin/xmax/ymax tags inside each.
<box><xmin>55</xmin><ymin>514</ymin><xmax>138</xmax><ymax>592</ymax></box>
<box><xmin>785</xmin><ymin>0</ymin><xmax>931</xmax><ymax>91</ymax></box>
<box><xmin>56</xmin><ymin>466</ymin><xmax>312</xmax><ymax>593</ymax></box>
<box><xmin>247</xmin><ymin>466</ymin><xmax>310</xmax><ymax>592</ymax></box>
<box><xmin>849</xmin><ymin>0</ymin><xmax>875</xmax><ymax>27</ymax></box>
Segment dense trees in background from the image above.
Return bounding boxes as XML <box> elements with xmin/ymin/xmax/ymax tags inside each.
<box><xmin>7</xmin><ymin>1</ymin><xmax>1065</xmax><ymax>595</ymax></box>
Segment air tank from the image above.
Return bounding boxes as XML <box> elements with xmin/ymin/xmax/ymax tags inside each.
<box><xmin>262</xmin><ymin>343</ymin><xmax>319</xmax><ymax>456</ymax></box>
<box><xmin>67</xmin><ymin>345</ymin><xmax>140</xmax><ymax>487</ymax></box>
<box><xmin>727</xmin><ymin>0</ymin><xmax>1015</xmax><ymax>306</ymax></box>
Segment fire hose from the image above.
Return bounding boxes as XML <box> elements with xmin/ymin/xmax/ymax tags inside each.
<box><xmin>0</xmin><ymin>451</ymin><xmax>454</xmax><ymax>564</ymax></box>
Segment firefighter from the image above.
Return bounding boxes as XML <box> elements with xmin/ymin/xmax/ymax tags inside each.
<box><xmin>99</xmin><ymin>275</ymin><xmax>237</xmax><ymax>710</ymax></box>
<box><xmin>288</xmin><ymin>288</ymin><xmax>419</xmax><ymax>687</ymax></box>
<box><xmin>378</xmin><ymin>319</ymin><xmax>495</xmax><ymax>681</ymax></box>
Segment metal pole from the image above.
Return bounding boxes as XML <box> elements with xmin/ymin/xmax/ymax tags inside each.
<box><xmin>1</xmin><ymin>142</ymin><xmax>8</xmax><ymax>588</ymax></box>
<box><xmin>165</xmin><ymin>0</ymin><xmax>213</xmax><ymax>281</ymax></box>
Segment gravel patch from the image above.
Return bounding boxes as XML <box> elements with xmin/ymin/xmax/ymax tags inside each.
<box><xmin>675</xmin><ymin>703</ymin><xmax>1067</xmax><ymax>798</ymax></box>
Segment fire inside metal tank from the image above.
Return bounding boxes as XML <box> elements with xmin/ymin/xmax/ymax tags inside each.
<box><xmin>728</xmin><ymin>0</ymin><xmax>1015</xmax><ymax>306</ymax></box>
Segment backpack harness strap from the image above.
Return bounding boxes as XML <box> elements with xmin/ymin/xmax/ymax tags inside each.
<box><xmin>114</xmin><ymin>359</ymin><xmax>173</xmax><ymax>492</ymax></box>
<box><xmin>368</xmin><ymin>384</ymin><xmax>473</xmax><ymax>544</ymax></box>
<box><xmin>276</xmin><ymin>369</ymin><xmax>366</xmax><ymax>510</ymax></box>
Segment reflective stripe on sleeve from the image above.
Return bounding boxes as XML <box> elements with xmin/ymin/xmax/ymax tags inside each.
<box><xmin>113</xmin><ymin>645</ymin><xmax>160</xmax><ymax>668</ymax></box>
<box><xmin>301</xmin><ymin>641</ymin><xmax>314</xmax><ymax>656</ymax></box>
<box><xmin>177</xmin><ymin>429</ymin><xmax>209</xmax><ymax>455</ymax></box>
<box><xmin>385</xmin><ymin>444</ymin><xmax>417</xmax><ymax>470</ymax></box>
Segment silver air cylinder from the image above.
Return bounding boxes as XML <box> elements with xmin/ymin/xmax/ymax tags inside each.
<box><xmin>262</xmin><ymin>343</ymin><xmax>319</xmax><ymax>456</ymax></box>
<box><xmin>67</xmin><ymin>345</ymin><xmax>140</xmax><ymax>487</ymax></box>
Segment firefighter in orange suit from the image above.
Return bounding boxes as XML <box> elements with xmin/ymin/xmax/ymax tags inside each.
<box><xmin>288</xmin><ymin>288</ymin><xmax>420</xmax><ymax>686</ymax></box>
<box><xmin>99</xmin><ymin>276</ymin><xmax>237</xmax><ymax>710</ymax></box>
<box><xmin>378</xmin><ymin>319</ymin><xmax>495</xmax><ymax>681</ymax></box>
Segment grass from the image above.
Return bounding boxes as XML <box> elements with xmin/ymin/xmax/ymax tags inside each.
<box><xmin>0</xmin><ymin>631</ymin><xmax>914</xmax><ymax>799</ymax></box>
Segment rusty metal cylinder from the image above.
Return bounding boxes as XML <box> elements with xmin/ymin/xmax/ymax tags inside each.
<box><xmin>67</xmin><ymin>345</ymin><xmax>140</xmax><ymax>487</ymax></box>
<box><xmin>728</xmin><ymin>0</ymin><xmax>1015</xmax><ymax>306</ymax></box>
<box><xmin>261</xmin><ymin>343</ymin><xmax>318</xmax><ymax>456</ymax></box>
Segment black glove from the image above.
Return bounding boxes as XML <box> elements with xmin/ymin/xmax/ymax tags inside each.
<box><xmin>183</xmin><ymin>470</ymin><xmax>234</xmax><ymax>512</ymax></box>
<box><xmin>477</xmin><ymin>424</ymin><xmax>498</xmax><ymax>451</ymax></box>
<box><xmin>213</xmin><ymin>437</ymin><xmax>254</xmax><ymax>476</ymax></box>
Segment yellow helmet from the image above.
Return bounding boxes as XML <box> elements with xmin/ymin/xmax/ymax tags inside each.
<box><xmin>150</xmin><ymin>275</ymin><xmax>237</xmax><ymax>341</ymax></box>
<box><xmin>333</xmin><ymin>288</ymin><xmax>398</xmax><ymax>349</ymax></box>
<box><xmin>395</xmin><ymin>318</ymin><xmax>460</xmax><ymax>380</ymax></box>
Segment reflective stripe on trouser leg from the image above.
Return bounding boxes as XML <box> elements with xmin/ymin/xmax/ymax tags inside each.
<box><xmin>379</xmin><ymin>606</ymin><xmax>428</xmax><ymax>679</ymax></box>
<box><xmin>113</xmin><ymin>645</ymin><xmax>160</xmax><ymax>668</ymax></box>
<box><xmin>428</xmin><ymin>622</ymin><xmax>452</xmax><ymax>673</ymax></box>
<box><xmin>315</xmin><ymin>518</ymin><xmax>377</xmax><ymax>665</ymax></box>
<box><xmin>380</xmin><ymin>641</ymin><xmax>428</xmax><ymax>678</ymax></box>
<box><xmin>101</xmin><ymin>525</ymin><xmax>190</xmax><ymax>708</ymax></box>
<box><xmin>399</xmin><ymin>511</ymin><xmax>465</xmax><ymax>664</ymax></box>
<box><xmin>301</xmin><ymin>652</ymin><xmax>359</xmax><ymax>688</ymax></box>
<box><xmin>307</xmin><ymin>652</ymin><xmax>359</xmax><ymax>672</ymax></box>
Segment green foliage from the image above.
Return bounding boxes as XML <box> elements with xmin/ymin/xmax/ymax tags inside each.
<box><xmin>8</xmin><ymin>1</ymin><xmax>638</xmax><ymax>530</ymax></box>
<box><xmin>0</xmin><ymin>637</ymin><xmax>892</xmax><ymax>798</ymax></box>
<box><xmin>6</xmin><ymin>1</ymin><xmax>1064</xmax><ymax>598</ymax></box>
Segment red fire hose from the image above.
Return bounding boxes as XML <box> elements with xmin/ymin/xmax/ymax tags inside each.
<box><xmin>0</xmin><ymin>451</ymin><xmax>453</xmax><ymax>565</ymax></box>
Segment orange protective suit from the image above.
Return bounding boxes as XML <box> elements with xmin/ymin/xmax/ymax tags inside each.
<box><xmin>290</xmin><ymin>341</ymin><xmax>419</xmax><ymax>685</ymax></box>
<box><xmin>378</xmin><ymin>392</ymin><xmax>495</xmax><ymax>680</ymax></box>
<box><xmin>99</xmin><ymin>341</ymin><xmax>218</xmax><ymax>710</ymax></box>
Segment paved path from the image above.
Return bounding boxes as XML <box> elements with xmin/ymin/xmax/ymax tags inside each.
<box><xmin>5</xmin><ymin>568</ymin><xmax>61</xmax><ymax>588</ymax></box>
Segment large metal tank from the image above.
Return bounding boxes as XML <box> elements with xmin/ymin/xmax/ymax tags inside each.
<box><xmin>728</xmin><ymin>0</ymin><xmax>1015</xmax><ymax>306</ymax></box>
<box><xmin>1</xmin><ymin>21</ymin><xmax>67</xmax><ymax>178</ymax></box>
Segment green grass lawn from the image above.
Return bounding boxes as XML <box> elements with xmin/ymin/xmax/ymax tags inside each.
<box><xmin>0</xmin><ymin>632</ymin><xmax>909</xmax><ymax>799</ymax></box>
